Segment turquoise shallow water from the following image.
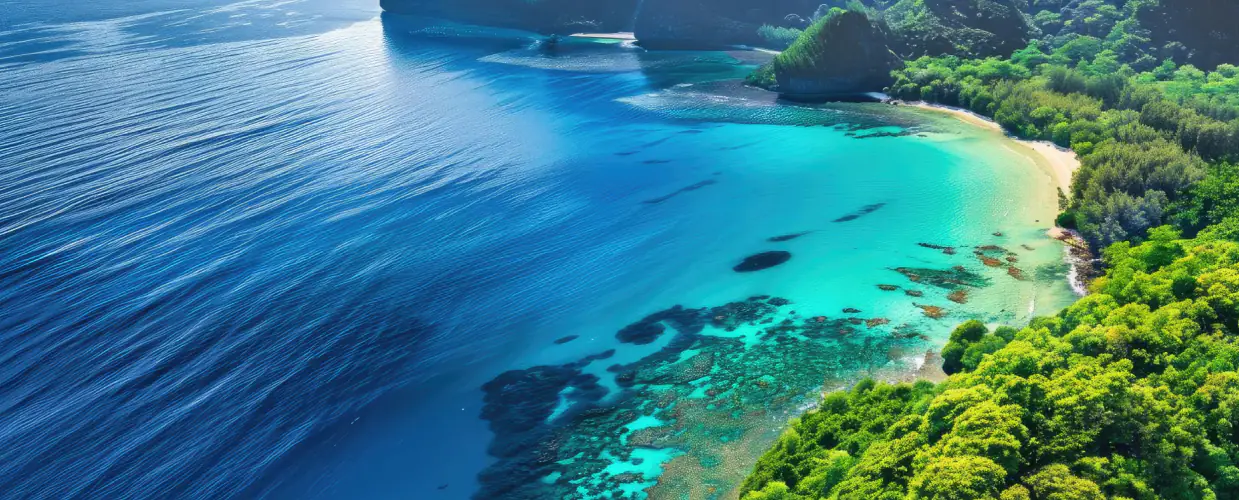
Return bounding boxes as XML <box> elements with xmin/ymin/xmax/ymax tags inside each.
<box><xmin>0</xmin><ymin>3</ymin><xmax>1075</xmax><ymax>499</ymax></box>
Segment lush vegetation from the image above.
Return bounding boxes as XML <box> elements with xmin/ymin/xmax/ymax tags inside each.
<box><xmin>885</xmin><ymin>44</ymin><xmax>1239</xmax><ymax>251</ymax></box>
<box><xmin>743</xmin><ymin>229</ymin><xmax>1239</xmax><ymax>498</ymax></box>
<box><xmin>883</xmin><ymin>0</ymin><xmax>1032</xmax><ymax>58</ymax></box>
<box><xmin>741</xmin><ymin>1</ymin><xmax>1239</xmax><ymax>497</ymax></box>
<box><xmin>758</xmin><ymin>24</ymin><xmax>804</xmax><ymax>49</ymax></box>
<box><xmin>755</xmin><ymin>8</ymin><xmax>901</xmax><ymax>96</ymax></box>
<box><xmin>754</xmin><ymin>0</ymin><xmax>1239</xmax><ymax>250</ymax></box>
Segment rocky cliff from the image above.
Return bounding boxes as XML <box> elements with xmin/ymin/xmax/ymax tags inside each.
<box><xmin>378</xmin><ymin>0</ymin><xmax>638</xmax><ymax>34</ymax></box>
<box><xmin>632</xmin><ymin>0</ymin><xmax>819</xmax><ymax>49</ymax></box>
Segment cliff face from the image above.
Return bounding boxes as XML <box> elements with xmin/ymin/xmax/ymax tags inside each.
<box><xmin>772</xmin><ymin>10</ymin><xmax>901</xmax><ymax>99</ymax></box>
<box><xmin>631</xmin><ymin>0</ymin><xmax>819</xmax><ymax>49</ymax></box>
<box><xmin>884</xmin><ymin>0</ymin><xmax>1031</xmax><ymax>58</ymax></box>
<box><xmin>378</xmin><ymin>0</ymin><xmax>638</xmax><ymax>34</ymax></box>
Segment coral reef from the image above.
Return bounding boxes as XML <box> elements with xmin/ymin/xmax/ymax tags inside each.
<box><xmin>476</xmin><ymin>295</ymin><xmax>930</xmax><ymax>499</ymax></box>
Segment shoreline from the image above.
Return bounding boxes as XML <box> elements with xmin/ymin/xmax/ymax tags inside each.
<box><xmin>569</xmin><ymin>32</ymin><xmax>637</xmax><ymax>41</ymax></box>
<box><xmin>903</xmin><ymin>101</ymin><xmax>1080</xmax><ymax>194</ymax></box>
<box><xmin>900</xmin><ymin>101</ymin><xmax>1092</xmax><ymax>296</ymax></box>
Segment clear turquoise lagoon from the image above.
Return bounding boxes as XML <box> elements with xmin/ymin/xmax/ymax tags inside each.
<box><xmin>0</xmin><ymin>3</ymin><xmax>1076</xmax><ymax>499</ymax></box>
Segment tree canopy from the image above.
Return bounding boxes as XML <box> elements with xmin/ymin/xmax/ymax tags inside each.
<box><xmin>744</xmin><ymin>231</ymin><xmax>1239</xmax><ymax>499</ymax></box>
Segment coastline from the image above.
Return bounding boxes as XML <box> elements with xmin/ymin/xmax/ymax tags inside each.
<box><xmin>901</xmin><ymin>100</ymin><xmax>1093</xmax><ymax>296</ymax></box>
<box><xmin>904</xmin><ymin>101</ymin><xmax>1080</xmax><ymax>194</ymax></box>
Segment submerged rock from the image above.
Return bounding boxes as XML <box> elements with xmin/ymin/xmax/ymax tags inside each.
<box><xmin>833</xmin><ymin>202</ymin><xmax>887</xmax><ymax>223</ymax></box>
<box><xmin>733</xmin><ymin>251</ymin><xmax>792</xmax><ymax>273</ymax></box>
<box><xmin>915</xmin><ymin>303</ymin><xmax>948</xmax><ymax>319</ymax></box>
<box><xmin>768</xmin><ymin>231</ymin><xmax>812</xmax><ymax>243</ymax></box>
<box><xmin>893</xmin><ymin>266</ymin><xmax>990</xmax><ymax>289</ymax></box>
<box><xmin>917</xmin><ymin>242</ymin><xmax>956</xmax><ymax>255</ymax></box>
<box><xmin>616</xmin><ymin>305</ymin><xmax>708</xmax><ymax>344</ymax></box>
<box><xmin>642</xmin><ymin>179</ymin><xmax>718</xmax><ymax>205</ymax></box>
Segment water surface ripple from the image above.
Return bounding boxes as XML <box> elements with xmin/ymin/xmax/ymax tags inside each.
<box><xmin>0</xmin><ymin>3</ymin><xmax>1075</xmax><ymax>498</ymax></box>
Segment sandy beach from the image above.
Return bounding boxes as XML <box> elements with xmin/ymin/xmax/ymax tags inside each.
<box><xmin>905</xmin><ymin>101</ymin><xmax>1080</xmax><ymax>194</ymax></box>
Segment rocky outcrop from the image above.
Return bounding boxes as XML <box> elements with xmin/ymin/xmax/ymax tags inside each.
<box><xmin>378</xmin><ymin>0</ymin><xmax>638</xmax><ymax>34</ymax></box>
<box><xmin>771</xmin><ymin>10</ymin><xmax>901</xmax><ymax>99</ymax></box>
<box><xmin>883</xmin><ymin>0</ymin><xmax>1031</xmax><ymax>58</ymax></box>
<box><xmin>632</xmin><ymin>0</ymin><xmax>820</xmax><ymax>49</ymax></box>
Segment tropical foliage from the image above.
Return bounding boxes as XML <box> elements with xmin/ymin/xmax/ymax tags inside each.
<box><xmin>743</xmin><ymin>229</ymin><xmax>1239</xmax><ymax>499</ymax></box>
<box><xmin>886</xmin><ymin>49</ymin><xmax>1239</xmax><ymax>250</ymax></box>
<box><xmin>742</xmin><ymin>2</ymin><xmax>1239</xmax><ymax>496</ymax></box>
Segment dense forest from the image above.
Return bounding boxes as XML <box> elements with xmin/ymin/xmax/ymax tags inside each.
<box><xmin>741</xmin><ymin>229</ymin><xmax>1239</xmax><ymax>498</ymax></box>
<box><xmin>740</xmin><ymin>1</ymin><xmax>1239</xmax><ymax>497</ymax></box>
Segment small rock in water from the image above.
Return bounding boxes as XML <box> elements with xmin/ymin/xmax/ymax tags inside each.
<box><xmin>915</xmin><ymin>304</ymin><xmax>948</xmax><ymax>319</ymax></box>
<box><xmin>733</xmin><ymin>251</ymin><xmax>791</xmax><ymax>273</ymax></box>
<box><xmin>843</xmin><ymin>308</ymin><xmax>862</xmax><ymax>314</ymax></box>
<box><xmin>833</xmin><ymin>203</ymin><xmax>887</xmax><ymax>223</ymax></box>
<box><xmin>554</xmin><ymin>335</ymin><xmax>579</xmax><ymax>345</ymax></box>
<box><xmin>768</xmin><ymin>231</ymin><xmax>811</xmax><ymax>242</ymax></box>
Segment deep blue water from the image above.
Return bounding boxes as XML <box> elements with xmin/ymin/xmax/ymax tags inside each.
<box><xmin>0</xmin><ymin>2</ymin><xmax>1076</xmax><ymax>498</ymax></box>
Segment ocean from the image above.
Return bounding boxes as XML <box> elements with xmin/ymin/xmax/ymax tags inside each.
<box><xmin>0</xmin><ymin>1</ymin><xmax>1076</xmax><ymax>498</ymax></box>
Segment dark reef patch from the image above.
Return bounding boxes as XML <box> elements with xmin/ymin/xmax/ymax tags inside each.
<box><xmin>833</xmin><ymin>203</ymin><xmax>887</xmax><ymax>223</ymax></box>
<box><xmin>733</xmin><ymin>251</ymin><xmax>792</xmax><ymax>273</ymax></box>
<box><xmin>893</xmin><ymin>266</ymin><xmax>991</xmax><ymax>289</ymax></box>
<box><xmin>851</xmin><ymin>129</ymin><xmax>916</xmax><ymax>139</ymax></box>
<box><xmin>917</xmin><ymin>242</ymin><xmax>957</xmax><ymax>255</ymax></box>
<box><xmin>642</xmin><ymin>180</ymin><xmax>717</xmax><ymax>205</ymax></box>
<box><xmin>475</xmin><ymin>295</ymin><xmax>933</xmax><ymax>499</ymax></box>
<box><xmin>768</xmin><ymin>231</ymin><xmax>812</xmax><ymax>242</ymax></box>
<box><xmin>641</xmin><ymin>137</ymin><xmax>672</xmax><ymax>148</ymax></box>
<box><xmin>720</xmin><ymin>141</ymin><xmax>760</xmax><ymax>151</ymax></box>
<box><xmin>616</xmin><ymin>305</ymin><xmax>709</xmax><ymax>345</ymax></box>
